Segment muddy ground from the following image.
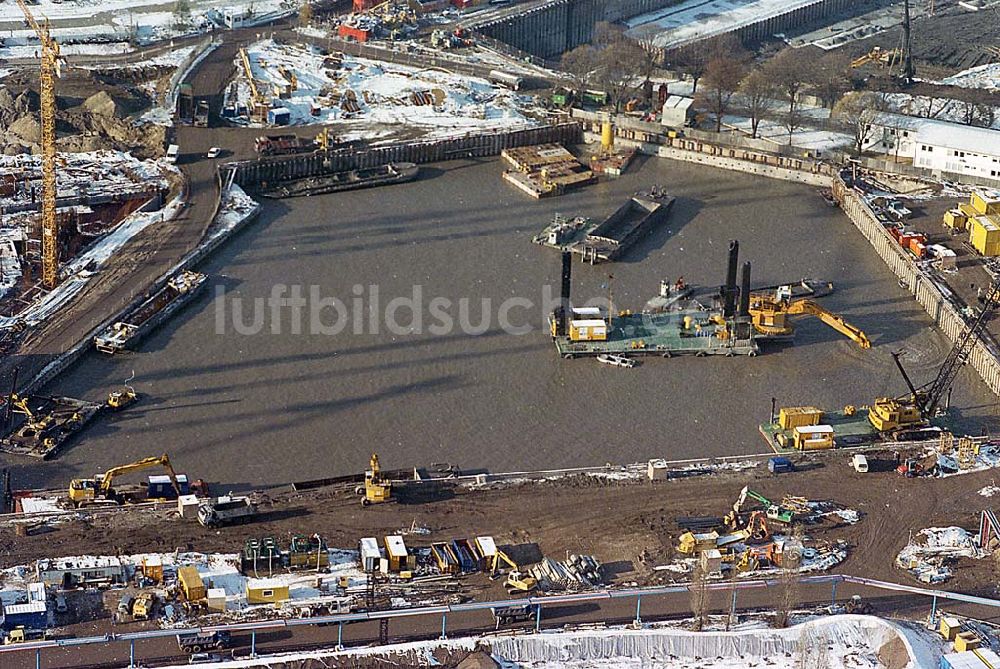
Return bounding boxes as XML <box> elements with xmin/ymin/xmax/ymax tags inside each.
<box><xmin>3</xmin><ymin>454</ymin><xmax>999</xmax><ymax>603</ymax></box>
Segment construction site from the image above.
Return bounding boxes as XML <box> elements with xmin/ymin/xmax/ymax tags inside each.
<box><xmin>0</xmin><ymin>0</ymin><xmax>999</xmax><ymax>667</ymax></box>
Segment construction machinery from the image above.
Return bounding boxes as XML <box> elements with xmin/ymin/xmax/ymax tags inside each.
<box><xmin>748</xmin><ymin>291</ymin><xmax>871</xmax><ymax>349</ymax></box>
<box><xmin>197</xmin><ymin>495</ymin><xmax>258</xmax><ymax>527</ymax></box>
<box><xmin>851</xmin><ymin>46</ymin><xmax>902</xmax><ymax>69</ymax></box>
<box><xmin>68</xmin><ymin>454</ymin><xmax>181</xmax><ymax>506</ymax></box>
<box><xmin>486</xmin><ymin>545</ymin><xmax>539</xmax><ymax>594</ymax></box>
<box><xmin>16</xmin><ymin>0</ymin><xmax>62</xmax><ymax>289</ymax></box>
<box><xmin>106</xmin><ymin>371</ymin><xmax>138</xmax><ymax>411</ymax></box>
<box><xmin>3</xmin><ymin>627</ymin><xmax>46</xmax><ymax>645</ymax></box>
<box><xmin>357</xmin><ymin>452</ymin><xmax>392</xmax><ymax>506</ymax></box>
<box><xmin>726</xmin><ymin>486</ymin><xmax>795</xmax><ymax>527</ymax></box>
<box><xmin>845</xmin><ymin>594</ymin><xmax>875</xmax><ymax>615</ymax></box>
<box><xmin>239</xmin><ymin>47</ymin><xmax>270</xmax><ymax>123</ymax></box>
<box><xmin>870</xmin><ymin>283</ymin><xmax>1000</xmax><ymax>435</ymax></box>
<box><xmin>131</xmin><ymin>592</ymin><xmax>156</xmax><ymax>620</ymax></box>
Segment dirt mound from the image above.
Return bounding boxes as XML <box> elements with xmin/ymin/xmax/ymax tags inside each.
<box><xmin>81</xmin><ymin>90</ymin><xmax>119</xmax><ymax>117</ymax></box>
<box><xmin>6</xmin><ymin>114</ymin><xmax>41</xmax><ymax>145</ymax></box>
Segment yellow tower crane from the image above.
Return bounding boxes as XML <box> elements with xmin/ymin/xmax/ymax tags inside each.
<box><xmin>16</xmin><ymin>0</ymin><xmax>62</xmax><ymax>290</ymax></box>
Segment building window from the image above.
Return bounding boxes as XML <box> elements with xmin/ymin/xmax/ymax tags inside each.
<box><xmin>903</xmin><ymin>131</ymin><xmax>910</xmax><ymax>137</ymax></box>
<box><xmin>262</xmin><ymin>589</ymin><xmax>274</xmax><ymax>598</ymax></box>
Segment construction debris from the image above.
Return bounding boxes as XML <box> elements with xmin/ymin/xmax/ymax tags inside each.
<box><xmin>527</xmin><ymin>555</ymin><xmax>604</xmax><ymax>591</ymax></box>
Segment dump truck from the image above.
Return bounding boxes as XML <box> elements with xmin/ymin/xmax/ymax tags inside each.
<box><xmin>3</xmin><ymin>627</ymin><xmax>46</xmax><ymax>645</ymax></box>
<box><xmin>492</xmin><ymin>604</ymin><xmax>539</xmax><ymax>628</ymax></box>
<box><xmin>177</xmin><ymin>630</ymin><xmax>231</xmax><ymax>654</ymax></box>
<box><xmin>197</xmin><ymin>495</ymin><xmax>258</xmax><ymax>527</ymax></box>
<box><xmin>254</xmin><ymin>134</ymin><xmax>315</xmax><ymax>157</ymax></box>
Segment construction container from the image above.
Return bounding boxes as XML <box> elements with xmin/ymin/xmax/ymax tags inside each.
<box><xmin>954</xmin><ymin>632</ymin><xmax>981</xmax><ymax>652</ymax></box>
<box><xmin>475</xmin><ymin>536</ymin><xmax>497</xmax><ymax>571</ymax></box>
<box><xmin>148</xmin><ymin>474</ymin><xmax>189</xmax><ymax>500</ymax></box>
<box><xmin>206</xmin><ymin>588</ymin><xmax>227</xmax><ymax>612</ymax></box>
<box><xmin>141</xmin><ymin>555</ymin><xmax>163</xmax><ymax>583</ymax></box>
<box><xmin>943</xmin><ymin>209</ymin><xmax>968</xmax><ymax>231</ymax></box>
<box><xmin>2</xmin><ymin>601</ymin><xmax>47</xmax><ymax>630</ymax></box>
<box><xmin>177</xmin><ymin>494</ymin><xmax>199</xmax><ymax>519</ymax></box>
<box><xmin>289</xmin><ymin>535</ymin><xmax>329</xmax><ymax>570</ymax></box>
<box><xmin>940</xmin><ymin>616</ymin><xmax>962</xmax><ymax>641</ymax></box>
<box><xmin>568</xmin><ymin>319</ymin><xmax>608</xmax><ymax>341</ymax></box>
<box><xmin>177</xmin><ymin>566</ymin><xmax>206</xmax><ymax>602</ymax></box>
<box><xmin>267</xmin><ymin>107</ymin><xmax>291</xmax><ymax>126</ymax></box>
<box><xmin>359</xmin><ymin>537</ymin><xmax>381</xmax><ymax>572</ymax></box>
<box><xmin>941</xmin><ymin>649</ymin><xmax>1000</xmax><ymax>668</ymax></box>
<box><xmin>971</xmin><ymin>191</ymin><xmax>1000</xmax><ymax>216</ymax></box>
<box><xmin>970</xmin><ymin>215</ymin><xmax>1000</xmax><ymax>256</ymax></box>
<box><xmin>246</xmin><ymin>578</ymin><xmax>290</xmax><ymax>605</ymax></box>
<box><xmin>383</xmin><ymin>535</ymin><xmax>409</xmax><ymax>572</ymax></box>
<box><xmin>647</xmin><ymin>459</ymin><xmax>670</xmax><ymax>480</ymax></box>
<box><xmin>792</xmin><ymin>425</ymin><xmax>835</xmax><ymax>450</ymax></box>
<box><xmin>777</xmin><ymin>407</ymin><xmax>822</xmax><ymax>431</ymax></box>
<box><xmin>767</xmin><ymin>457</ymin><xmax>793</xmax><ymax>474</ymax></box>
<box><xmin>700</xmin><ymin>548</ymin><xmax>722</xmax><ymax>574</ymax></box>
<box><xmin>431</xmin><ymin>542</ymin><xmax>459</xmax><ymax>574</ymax></box>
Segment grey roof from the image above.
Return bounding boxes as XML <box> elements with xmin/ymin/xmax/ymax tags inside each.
<box><xmin>875</xmin><ymin>112</ymin><xmax>1000</xmax><ymax>156</ymax></box>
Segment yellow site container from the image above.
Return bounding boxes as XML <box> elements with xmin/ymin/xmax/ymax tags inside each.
<box><xmin>942</xmin><ymin>209</ymin><xmax>968</xmax><ymax>231</ymax></box>
<box><xmin>778</xmin><ymin>406</ymin><xmax>822</xmax><ymax>430</ymax></box>
<box><xmin>970</xmin><ymin>215</ymin><xmax>1000</xmax><ymax>256</ymax></box>
<box><xmin>955</xmin><ymin>631</ymin><xmax>981</xmax><ymax>652</ymax></box>
<box><xmin>246</xmin><ymin>579</ymin><xmax>290</xmax><ymax>605</ymax></box>
<box><xmin>939</xmin><ymin>616</ymin><xmax>961</xmax><ymax>641</ymax></box>
<box><xmin>971</xmin><ymin>191</ymin><xmax>1000</xmax><ymax>216</ymax></box>
<box><xmin>177</xmin><ymin>566</ymin><xmax>206</xmax><ymax>602</ymax></box>
<box><xmin>569</xmin><ymin>319</ymin><xmax>608</xmax><ymax>341</ymax></box>
<box><xmin>793</xmin><ymin>425</ymin><xmax>835</xmax><ymax>450</ymax></box>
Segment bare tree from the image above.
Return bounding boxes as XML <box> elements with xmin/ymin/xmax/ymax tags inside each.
<box><xmin>807</xmin><ymin>50</ymin><xmax>853</xmax><ymax>108</ymax></box>
<box><xmin>689</xmin><ymin>563</ymin><xmax>710</xmax><ymax>631</ymax></box>
<box><xmin>671</xmin><ymin>33</ymin><xmax>746</xmax><ymax>93</ymax></box>
<box><xmin>764</xmin><ymin>48</ymin><xmax>814</xmax><ymax>144</ymax></box>
<box><xmin>595</xmin><ymin>37</ymin><xmax>646</xmax><ymax>112</ymax></box>
<box><xmin>631</xmin><ymin>25</ymin><xmax>665</xmax><ymax>90</ymax></box>
<box><xmin>738</xmin><ymin>69</ymin><xmax>776</xmax><ymax>139</ymax></box>
<box><xmin>697</xmin><ymin>56</ymin><xmax>746</xmax><ymax>132</ymax></box>
<box><xmin>593</xmin><ymin>21</ymin><xmax>625</xmax><ymax>48</ymax></box>
<box><xmin>560</xmin><ymin>44</ymin><xmax>599</xmax><ymax>93</ymax></box>
<box><xmin>833</xmin><ymin>91</ymin><xmax>885</xmax><ymax>154</ymax></box>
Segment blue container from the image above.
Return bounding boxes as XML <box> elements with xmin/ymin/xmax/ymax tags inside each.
<box><xmin>2</xmin><ymin>601</ymin><xmax>47</xmax><ymax>631</ymax></box>
<box><xmin>768</xmin><ymin>457</ymin><xmax>793</xmax><ymax>474</ymax></box>
<box><xmin>147</xmin><ymin>474</ymin><xmax>190</xmax><ymax>499</ymax></box>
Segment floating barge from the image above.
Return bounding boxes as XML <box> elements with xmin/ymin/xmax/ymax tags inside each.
<box><xmin>260</xmin><ymin>162</ymin><xmax>419</xmax><ymax>199</ymax></box>
<box><xmin>533</xmin><ymin>194</ymin><xmax>676</xmax><ymax>263</ymax></box>
<box><xmin>759</xmin><ymin>408</ymin><xmax>951</xmax><ymax>454</ymax></box>
<box><xmin>0</xmin><ymin>395</ymin><xmax>104</xmax><ymax>459</ymax></box>
<box><xmin>94</xmin><ymin>270</ymin><xmax>207</xmax><ymax>354</ymax></box>
<box><xmin>501</xmin><ymin>144</ymin><xmax>595</xmax><ymax>199</ymax></box>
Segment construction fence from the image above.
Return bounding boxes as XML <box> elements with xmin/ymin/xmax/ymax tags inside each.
<box><xmin>227</xmin><ymin>122</ymin><xmax>583</xmax><ymax>189</ymax></box>
<box><xmin>834</xmin><ymin>177</ymin><xmax>1000</xmax><ymax>397</ymax></box>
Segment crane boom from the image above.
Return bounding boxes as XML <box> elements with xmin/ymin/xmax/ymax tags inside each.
<box><xmin>748</xmin><ymin>295</ymin><xmax>871</xmax><ymax>349</ymax></box>
<box><xmin>919</xmin><ymin>283</ymin><xmax>1000</xmax><ymax>416</ymax></box>
<box><xmin>16</xmin><ymin>0</ymin><xmax>60</xmax><ymax>289</ymax></box>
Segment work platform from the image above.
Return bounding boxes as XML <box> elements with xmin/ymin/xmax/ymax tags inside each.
<box><xmin>759</xmin><ymin>410</ymin><xmax>955</xmax><ymax>454</ymax></box>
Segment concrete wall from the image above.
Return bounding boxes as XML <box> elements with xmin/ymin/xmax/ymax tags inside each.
<box><xmin>475</xmin><ymin>0</ymin><xmax>855</xmax><ymax>59</ymax></box>
<box><xmin>835</xmin><ymin>179</ymin><xmax>1000</xmax><ymax>397</ymax></box>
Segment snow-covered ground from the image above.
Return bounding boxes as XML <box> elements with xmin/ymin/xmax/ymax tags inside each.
<box><xmin>886</xmin><ymin>92</ymin><xmax>1000</xmax><ymax>131</ymax></box>
<box><xmin>144</xmin><ymin>615</ymin><xmax>944</xmax><ymax>669</ymax></box>
<box><xmin>0</xmin><ymin>0</ymin><xmax>294</xmax><ymax>53</ymax></box>
<box><xmin>896</xmin><ymin>526</ymin><xmax>983</xmax><ymax>584</ymax></box>
<box><xmin>722</xmin><ymin>115</ymin><xmax>853</xmax><ymax>152</ymax></box>
<box><xmin>939</xmin><ymin>62</ymin><xmax>1000</xmax><ymax>92</ymax></box>
<box><xmin>234</xmin><ymin>39</ymin><xmax>541</xmax><ymax>141</ymax></box>
<box><xmin>626</xmin><ymin>0</ymin><xmax>820</xmax><ymax>50</ymax></box>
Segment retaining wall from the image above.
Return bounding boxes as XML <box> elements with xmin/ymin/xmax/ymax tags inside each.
<box><xmin>836</xmin><ymin>179</ymin><xmax>1000</xmax><ymax>396</ymax></box>
<box><xmin>228</xmin><ymin>122</ymin><xmax>583</xmax><ymax>189</ymax></box>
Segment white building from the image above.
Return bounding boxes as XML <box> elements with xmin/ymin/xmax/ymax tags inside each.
<box><xmin>865</xmin><ymin>113</ymin><xmax>1000</xmax><ymax>182</ymax></box>
<box><xmin>661</xmin><ymin>95</ymin><xmax>694</xmax><ymax>129</ymax></box>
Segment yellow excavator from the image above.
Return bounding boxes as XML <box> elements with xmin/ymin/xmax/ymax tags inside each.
<box><xmin>748</xmin><ymin>293</ymin><xmax>871</xmax><ymax>349</ymax></box>
<box><xmin>68</xmin><ymin>454</ymin><xmax>181</xmax><ymax>506</ymax></box>
<box><xmin>851</xmin><ymin>46</ymin><xmax>902</xmax><ymax>69</ymax></box>
<box><xmin>487</xmin><ymin>546</ymin><xmax>538</xmax><ymax>594</ymax></box>
<box><xmin>357</xmin><ymin>453</ymin><xmax>392</xmax><ymax>506</ymax></box>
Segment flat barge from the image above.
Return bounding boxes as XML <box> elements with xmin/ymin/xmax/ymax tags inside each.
<box><xmin>94</xmin><ymin>270</ymin><xmax>207</xmax><ymax>354</ymax></box>
<box><xmin>0</xmin><ymin>395</ymin><xmax>104</xmax><ymax>459</ymax></box>
<box><xmin>260</xmin><ymin>162</ymin><xmax>419</xmax><ymax>199</ymax></box>
<box><xmin>533</xmin><ymin>194</ymin><xmax>675</xmax><ymax>263</ymax></box>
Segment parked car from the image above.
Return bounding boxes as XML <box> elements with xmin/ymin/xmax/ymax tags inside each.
<box><xmin>206</xmin><ymin>147</ymin><xmax>221</xmax><ymax>159</ymax></box>
<box><xmin>852</xmin><ymin>454</ymin><xmax>869</xmax><ymax>473</ymax></box>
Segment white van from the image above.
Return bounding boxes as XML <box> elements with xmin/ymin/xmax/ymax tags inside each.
<box><xmin>852</xmin><ymin>454</ymin><xmax>869</xmax><ymax>473</ymax></box>
<box><xmin>166</xmin><ymin>144</ymin><xmax>179</xmax><ymax>164</ymax></box>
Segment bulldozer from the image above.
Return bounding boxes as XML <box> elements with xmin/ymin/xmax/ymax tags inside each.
<box><xmin>504</xmin><ymin>571</ymin><xmax>538</xmax><ymax>595</ymax></box>
<box><xmin>106</xmin><ymin>371</ymin><xmax>138</xmax><ymax>411</ymax></box>
<box><xmin>357</xmin><ymin>453</ymin><xmax>392</xmax><ymax>506</ymax></box>
<box><xmin>69</xmin><ymin>454</ymin><xmax>182</xmax><ymax>506</ymax></box>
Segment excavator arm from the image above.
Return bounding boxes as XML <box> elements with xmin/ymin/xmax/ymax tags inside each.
<box><xmin>98</xmin><ymin>454</ymin><xmax>180</xmax><ymax>497</ymax></box>
<box><xmin>785</xmin><ymin>299</ymin><xmax>871</xmax><ymax>349</ymax></box>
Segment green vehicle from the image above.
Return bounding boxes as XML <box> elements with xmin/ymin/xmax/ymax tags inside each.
<box><xmin>580</xmin><ymin>89</ymin><xmax>609</xmax><ymax>107</ymax></box>
<box><xmin>551</xmin><ymin>87</ymin><xmax>574</xmax><ymax>107</ymax></box>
